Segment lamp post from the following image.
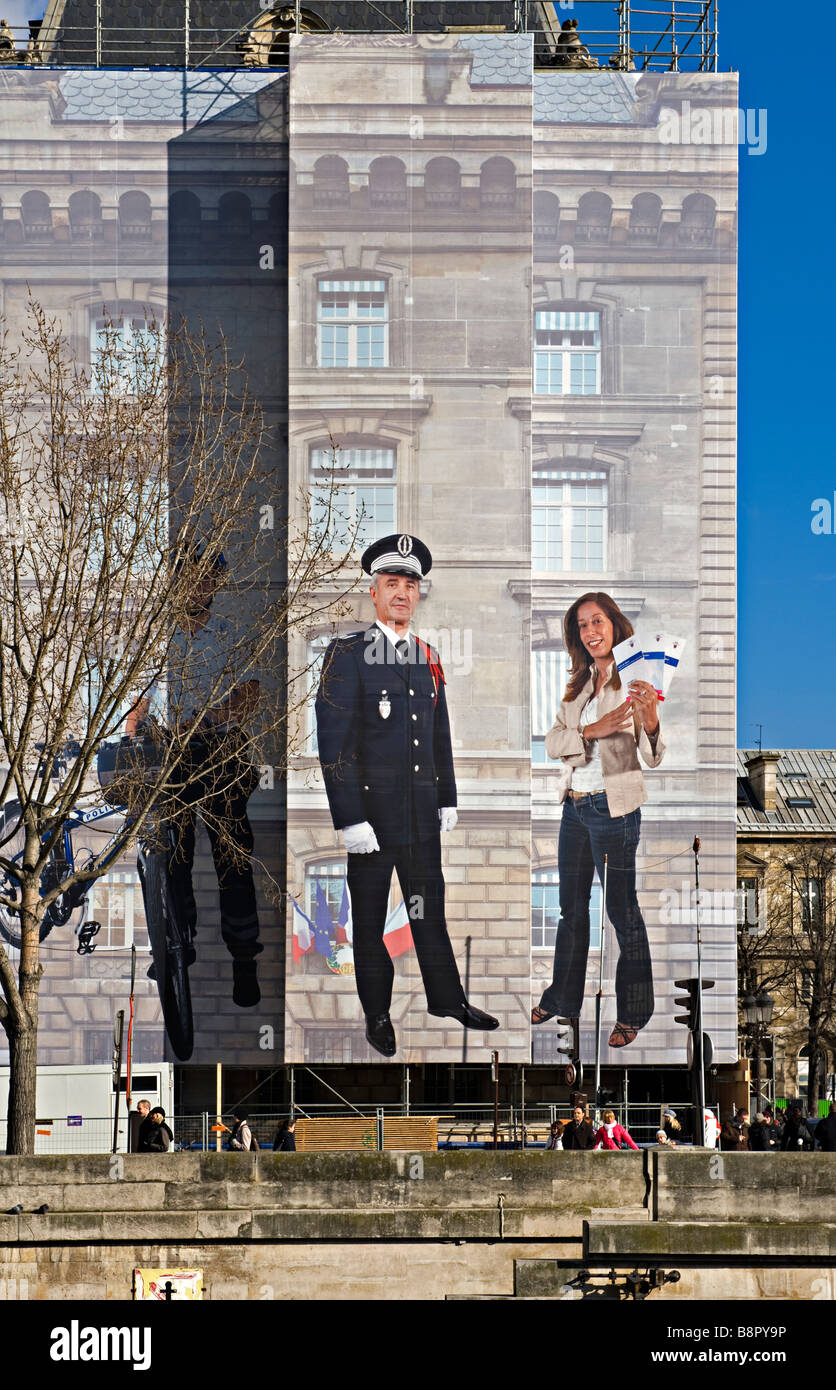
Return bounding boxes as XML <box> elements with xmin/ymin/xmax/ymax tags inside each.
<box><xmin>742</xmin><ymin>986</ymin><xmax>774</xmax><ymax>1114</ymax></box>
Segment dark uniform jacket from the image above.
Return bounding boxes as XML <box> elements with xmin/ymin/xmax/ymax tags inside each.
<box><xmin>562</xmin><ymin>1119</ymin><xmax>596</xmax><ymax>1151</ymax></box>
<box><xmin>315</xmin><ymin>626</ymin><xmax>456</xmax><ymax>849</ymax></box>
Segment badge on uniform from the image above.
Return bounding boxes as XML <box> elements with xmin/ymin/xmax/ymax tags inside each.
<box><xmin>378</xmin><ymin>690</ymin><xmax>391</xmax><ymax>720</ymax></box>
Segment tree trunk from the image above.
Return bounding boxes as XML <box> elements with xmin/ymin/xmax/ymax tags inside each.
<box><xmin>5</xmin><ymin>880</ymin><xmax>42</xmax><ymax>1156</ymax></box>
<box><xmin>807</xmin><ymin>1037</ymin><xmax>823</xmax><ymax>1120</ymax></box>
<box><xmin>6</xmin><ymin>1016</ymin><xmax>38</xmax><ymax>1155</ymax></box>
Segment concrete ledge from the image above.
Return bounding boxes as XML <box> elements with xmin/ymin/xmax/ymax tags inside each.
<box><xmin>586</xmin><ymin>1220</ymin><xmax>836</xmax><ymax>1260</ymax></box>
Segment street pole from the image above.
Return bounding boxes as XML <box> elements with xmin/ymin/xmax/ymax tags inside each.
<box><xmin>693</xmin><ymin>837</ymin><xmax>707</xmax><ymax>1146</ymax></box>
<box><xmin>492</xmin><ymin>1051</ymin><xmax>499</xmax><ymax>1150</ymax></box>
<box><xmin>111</xmin><ymin>1009</ymin><xmax>125</xmax><ymax>1155</ymax></box>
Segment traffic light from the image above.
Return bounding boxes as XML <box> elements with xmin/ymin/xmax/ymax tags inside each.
<box><xmin>674</xmin><ymin>977</ymin><xmax>714</xmax><ymax>1069</ymax></box>
<box><xmin>554</xmin><ymin>1019</ymin><xmax>583</xmax><ymax>1089</ymax></box>
<box><xmin>673</xmin><ymin>977</ymin><xmax>714</xmax><ymax>1031</ymax></box>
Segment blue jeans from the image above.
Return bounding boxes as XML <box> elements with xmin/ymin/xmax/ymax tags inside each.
<box><xmin>539</xmin><ymin>792</ymin><xmax>654</xmax><ymax>1030</ymax></box>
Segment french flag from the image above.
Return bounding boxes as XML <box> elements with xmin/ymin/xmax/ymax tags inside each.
<box><xmin>336</xmin><ymin>881</ymin><xmax>352</xmax><ymax>945</ymax></box>
<box><xmin>383</xmin><ymin>899</ymin><xmax>414</xmax><ymax>959</ymax></box>
<box><xmin>291</xmin><ymin>898</ymin><xmax>314</xmax><ymax>963</ymax></box>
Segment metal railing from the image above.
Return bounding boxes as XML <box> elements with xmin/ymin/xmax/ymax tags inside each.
<box><xmin>1</xmin><ymin>2</ymin><xmax>719</xmax><ymax>73</ymax></box>
<box><xmin>2</xmin><ymin>1101</ymin><xmax>715</xmax><ymax>1153</ymax></box>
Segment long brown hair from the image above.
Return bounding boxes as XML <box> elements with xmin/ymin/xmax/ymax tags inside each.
<box><xmin>563</xmin><ymin>592</ymin><xmax>634</xmax><ymax>702</ymax></box>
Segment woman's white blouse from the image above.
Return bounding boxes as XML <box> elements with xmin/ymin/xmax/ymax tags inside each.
<box><xmin>570</xmin><ymin>693</ymin><xmax>606</xmax><ymax>794</ymax></box>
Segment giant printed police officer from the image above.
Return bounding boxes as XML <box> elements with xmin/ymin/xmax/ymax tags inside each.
<box><xmin>315</xmin><ymin>533</ymin><xmax>499</xmax><ymax>1056</ymax></box>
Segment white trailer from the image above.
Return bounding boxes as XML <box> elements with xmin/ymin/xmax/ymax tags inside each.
<box><xmin>0</xmin><ymin>1063</ymin><xmax>174</xmax><ymax>1153</ymax></box>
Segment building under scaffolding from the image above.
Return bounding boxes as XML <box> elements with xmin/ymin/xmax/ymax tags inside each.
<box><xmin>5</xmin><ymin>2</ymin><xmax>720</xmax><ymax>73</ymax></box>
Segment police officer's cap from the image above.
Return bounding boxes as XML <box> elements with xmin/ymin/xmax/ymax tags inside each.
<box><xmin>361</xmin><ymin>533</ymin><xmax>432</xmax><ymax>580</ymax></box>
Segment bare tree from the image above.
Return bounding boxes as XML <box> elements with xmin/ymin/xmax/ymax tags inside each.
<box><xmin>0</xmin><ymin>301</ymin><xmax>354</xmax><ymax>1153</ymax></box>
<box><xmin>740</xmin><ymin>844</ymin><xmax>836</xmax><ymax>1117</ymax></box>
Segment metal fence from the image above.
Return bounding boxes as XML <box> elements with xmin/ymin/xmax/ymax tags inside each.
<box><xmin>2</xmin><ymin>1101</ymin><xmax>717</xmax><ymax>1153</ymax></box>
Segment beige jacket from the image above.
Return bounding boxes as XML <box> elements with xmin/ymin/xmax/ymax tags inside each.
<box><xmin>545</xmin><ymin>664</ymin><xmax>665</xmax><ymax>817</ymax></box>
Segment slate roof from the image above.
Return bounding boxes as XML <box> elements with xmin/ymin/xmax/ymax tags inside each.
<box><xmin>57</xmin><ymin>68</ymin><xmax>278</xmax><ymax>123</ymax></box>
<box><xmin>458</xmin><ymin>34</ymin><xmax>532</xmax><ymax>86</ymax></box>
<box><xmin>737</xmin><ymin>750</ymin><xmax>836</xmax><ymax>835</ymax></box>
<box><xmin>534</xmin><ymin>71</ymin><xmax>638</xmax><ymax>125</ymax></box>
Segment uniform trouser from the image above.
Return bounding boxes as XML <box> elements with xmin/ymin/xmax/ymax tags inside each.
<box><xmin>346</xmin><ymin>832</ymin><xmax>466</xmax><ymax>1017</ymax></box>
<box><xmin>538</xmin><ymin>791</ymin><xmax>654</xmax><ymax>1030</ymax></box>
<box><xmin>165</xmin><ymin>735</ymin><xmax>261</xmax><ymax>962</ymax></box>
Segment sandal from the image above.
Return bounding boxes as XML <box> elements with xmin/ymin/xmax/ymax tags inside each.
<box><xmin>531</xmin><ymin>1005</ymin><xmax>556</xmax><ymax>1025</ymax></box>
<box><xmin>608</xmin><ymin>1021</ymin><xmax>639</xmax><ymax>1048</ymax></box>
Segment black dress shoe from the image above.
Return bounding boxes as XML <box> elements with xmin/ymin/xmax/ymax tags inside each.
<box><xmin>429</xmin><ymin>1002</ymin><xmax>500</xmax><ymax>1030</ymax></box>
<box><xmin>365</xmin><ymin>1012</ymin><xmax>397</xmax><ymax>1057</ymax></box>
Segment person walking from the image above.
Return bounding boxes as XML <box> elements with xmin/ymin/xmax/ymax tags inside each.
<box><xmin>315</xmin><ymin>533</ymin><xmax>498</xmax><ymax>1057</ymax></box>
<box><xmin>720</xmin><ymin>1108</ymin><xmax>750</xmax><ymax>1151</ymax></box>
<box><xmin>228</xmin><ymin>1108</ymin><xmax>256</xmax><ymax>1151</ymax></box>
<box><xmin>531</xmin><ymin>593</ymin><xmax>664</xmax><ymax>1049</ymax></box>
<box><xmin>815</xmin><ymin>1101</ymin><xmax>836</xmax><ymax>1151</ymax></box>
<box><xmin>139</xmin><ymin>1107</ymin><xmax>173</xmax><ymax>1152</ymax></box>
<box><xmin>593</xmin><ymin>1110</ymin><xmax>639</xmax><ymax>1150</ymax></box>
<box><xmin>747</xmin><ymin>1113</ymin><xmax>772</xmax><ymax>1151</ymax></box>
<box><xmin>562</xmin><ymin>1104</ymin><xmax>597</xmax><ymax>1150</ymax></box>
<box><xmin>780</xmin><ymin>1105</ymin><xmax>815</xmax><ymax>1152</ymax></box>
<box><xmin>272</xmin><ymin>1117</ymin><xmax>297</xmax><ymax>1152</ymax></box>
<box><xmin>546</xmin><ymin>1120</ymin><xmax>565</xmax><ymax>1150</ymax></box>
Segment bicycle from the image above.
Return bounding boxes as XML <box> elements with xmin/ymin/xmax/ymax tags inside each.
<box><xmin>0</xmin><ymin>733</ymin><xmax>195</xmax><ymax>1061</ymax></box>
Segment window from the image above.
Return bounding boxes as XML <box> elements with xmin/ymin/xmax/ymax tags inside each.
<box><xmin>737</xmin><ymin>876</ymin><xmax>762</xmax><ymax>934</ymax></box>
<box><xmin>534</xmin><ymin>311</ymin><xmax>600</xmax><ymax>395</ymax></box>
<box><xmin>534</xmin><ymin>190</ymin><xmax>560</xmax><ymax>245</ymax></box>
<box><xmin>532</xmin><ymin>869</ymin><xmax>602</xmax><ymax>952</ymax></box>
<box><xmin>800</xmin><ymin>877</ymin><xmax>823</xmax><ymax>934</ymax></box>
<box><xmin>309</xmin><ymin>445</ymin><xmax>396</xmax><ymax>550</ymax></box>
<box><xmin>90</xmin><ymin>312</ymin><xmax>162</xmax><ymax>395</ymax></box>
<box><xmin>88</xmin><ymin>869</ymin><xmax>147</xmax><ymax>950</ymax></box>
<box><xmin>317</xmin><ymin>279</ymin><xmax>388</xmax><ymax>368</ymax></box>
<box><xmin>531</xmin><ymin>647</ymin><xmax>569</xmax><ymax>764</ymax></box>
<box><xmin>679</xmin><ymin>192</ymin><xmax>716</xmax><ymax>247</ymax></box>
<box><xmin>305</xmin><ymin>859</ymin><xmax>347</xmax><ymax>923</ymax></box>
<box><xmin>533</xmin><ymin>469</ymin><xmax>607</xmax><ymax>572</ymax></box>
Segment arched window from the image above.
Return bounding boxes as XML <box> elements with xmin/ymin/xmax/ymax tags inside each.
<box><xmin>309</xmin><ymin>442</ymin><xmax>396</xmax><ymax>549</ymax></box>
<box><xmin>533</xmin><ymin>467</ymin><xmax>607</xmax><ymax>574</ymax></box>
<box><xmin>21</xmin><ymin>189</ymin><xmax>52</xmax><ymax>238</ymax></box>
<box><xmin>369</xmin><ymin>157</ymin><xmax>407</xmax><ymax>209</ymax></box>
<box><xmin>534</xmin><ymin>309</ymin><xmax>600</xmax><ymax>395</ymax></box>
<box><xmin>629</xmin><ymin>192</ymin><xmax>662</xmax><ymax>244</ymax></box>
<box><xmin>679</xmin><ymin>192</ymin><xmax>716</xmax><ymax>247</ymax></box>
<box><xmin>424</xmin><ymin>157</ymin><xmax>461</xmax><ymax>208</ymax></box>
<box><xmin>576</xmin><ymin>191</ymin><xmax>612</xmax><ymax>244</ymax></box>
<box><xmin>316</xmin><ymin>277</ymin><xmax>388</xmax><ymax>368</ymax></box>
<box><xmin>169</xmin><ymin>190</ymin><xmax>201</xmax><ymax>240</ymax></box>
<box><xmin>69</xmin><ymin>189</ymin><xmax>103</xmax><ymax>241</ymax></box>
<box><xmin>480</xmin><ymin>156</ymin><xmax>516</xmax><ymax>208</ymax></box>
<box><xmin>313</xmin><ymin>155</ymin><xmax>350</xmax><ymax>209</ymax></box>
<box><xmin>119</xmin><ymin>190</ymin><xmax>151</xmax><ymax>241</ymax></box>
<box><xmin>217</xmin><ymin>191</ymin><xmax>252</xmax><ymax>239</ymax></box>
<box><xmin>534</xmin><ymin>190</ymin><xmax>561</xmax><ymax>245</ymax></box>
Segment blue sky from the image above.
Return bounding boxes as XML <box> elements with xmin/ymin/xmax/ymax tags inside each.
<box><xmin>722</xmin><ymin>1</ymin><xmax>832</xmax><ymax>749</ymax></box>
<box><xmin>6</xmin><ymin>2</ymin><xmax>829</xmax><ymax>746</ymax></box>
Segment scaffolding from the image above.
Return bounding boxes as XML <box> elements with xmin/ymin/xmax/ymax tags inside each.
<box><xmin>3</xmin><ymin>2</ymin><xmax>719</xmax><ymax>73</ymax></box>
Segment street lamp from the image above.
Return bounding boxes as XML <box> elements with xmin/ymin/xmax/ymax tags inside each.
<box><xmin>742</xmin><ymin>986</ymin><xmax>774</xmax><ymax>1114</ymax></box>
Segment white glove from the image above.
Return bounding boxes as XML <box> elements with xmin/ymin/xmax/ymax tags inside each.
<box><xmin>341</xmin><ymin>821</ymin><xmax>380</xmax><ymax>854</ymax></box>
<box><xmin>439</xmin><ymin>807</ymin><xmax>458</xmax><ymax>833</ymax></box>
